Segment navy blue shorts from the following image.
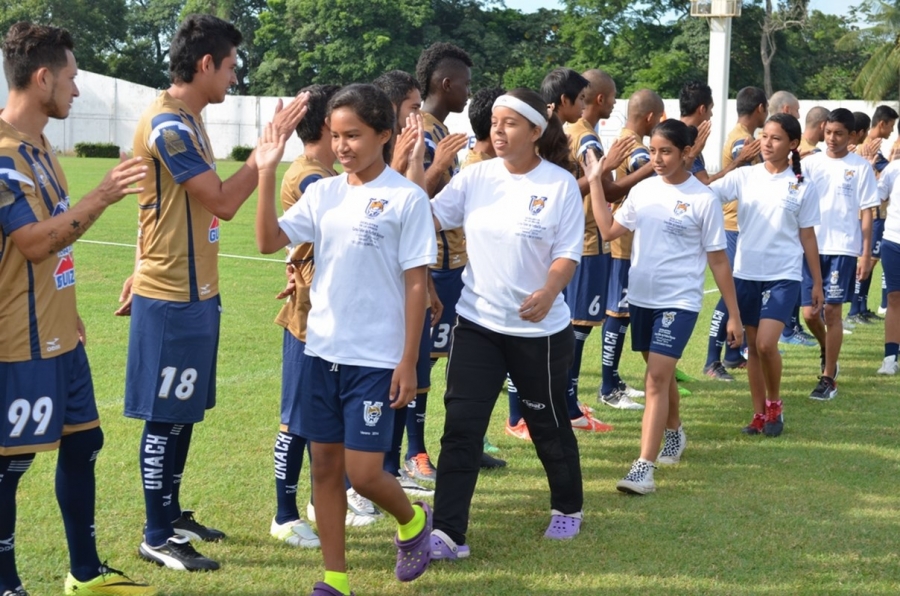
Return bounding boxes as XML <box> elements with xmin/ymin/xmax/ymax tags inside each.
<box><xmin>882</xmin><ymin>239</ymin><xmax>900</xmax><ymax>293</ymax></box>
<box><xmin>279</xmin><ymin>329</ymin><xmax>307</xmax><ymax>436</ymax></box>
<box><xmin>629</xmin><ymin>305</ymin><xmax>699</xmax><ymax>359</ymax></box>
<box><xmin>566</xmin><ymin>253</ymin><xmax>610</xmax><ymax>326</ymax></box>
<box><xmin>417</xmin><ymin>311</ymin><xmax>431</xmax><ymax>393</ymax></box>
<box><xmin>726</xmin><ymin>230</ymin><xmax>739</xmax><ymax>268</ymax></box>
<box><xmin>298</xmin><ymin>357</ymin><xmax>395</xmax><ymax>452</ymax></box>
<box><xmin>0</xmin><ymin>343</ymin><xmax>99</xmax><ymax>456</ymax></box>
<box><xmin>605</xmin><ymin>258</ymin><xmax>631</xmax><ymax>318</ymax></box>
<box><xmin>124</xmin><ymin>295</ymin><xmax>221</xmax><ymax>423</ymax></box>
<box><xmin>802</xmin><ymin>255</ymin><xmax>857</xmax><ymax>306</ymax></box>
<box><xmin>430</xmin><ymin>268</ymin><xmax>464</xmax><ymax>357</ymax></box>
<box><xmin>735</xmin><ymin>278</ymin><xmax>800</xmax><ymax>328</ymax></box>
<box><xmin>872</xmin><ymin>217</ymin><xmax>885</xmax><ymax>258</ymax></box>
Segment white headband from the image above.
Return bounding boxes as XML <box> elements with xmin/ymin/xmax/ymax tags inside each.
<box><xmin>492</xmin><ymin>95</ymin><xmax>548</xmax><ymax>136</ymax></box>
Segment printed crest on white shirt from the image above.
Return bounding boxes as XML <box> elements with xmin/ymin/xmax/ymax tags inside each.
<box><xmin>878</xmin><ymin>161</ymin><xmax>900</xmax><ymax>245</ymax></box>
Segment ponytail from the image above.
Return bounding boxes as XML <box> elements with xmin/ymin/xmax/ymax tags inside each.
<box><xmin>790</xmin><ymin>148</ymin><xmax>804</xmax><ymax>183</ymax></box>
<box><xmin>538</xmin><ymin>113</ymin><xmax>575</xmax><ymax>173</ymax></box>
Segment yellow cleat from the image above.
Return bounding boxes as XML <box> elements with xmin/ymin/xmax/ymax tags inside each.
<box><xmin>64</xmin><ymin>565</ymin><xmax>157</xmax><ymax>596</ymax></box>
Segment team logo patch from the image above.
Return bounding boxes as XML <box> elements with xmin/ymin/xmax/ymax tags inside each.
<box><xmin>208</xmin><ymin>216</ymin><xmax>220</xmax><ymax>243</ymax></box>
<box><xmin>0</xmin><ymin>180</ymin><xmax>14</xmax><ymax>208</ymax></box>
<box><xmin>365</xmin><ymin>198</ymin><xmax>388</xmax><ymax>218</ymax></box>
<box><xmin>529</xmin><ymin>196</ymin><xmax>547</xmax><ymax>215</ymax></box>
<box><xmin>363</xmin><ymin>401</ymin><xmax>383</xmax><ymax>427</ymax></box>
<box><xmin>762</xmin><ymin>290</ymin><xmax>771</xmax><ymax>306</ymax></box>
<box><xmin>54</xmin><ymin>249</ymin><xmax>75</xmax><ymax>290</ymax></box>
<box><xmin>32</xmin><ymin>162</ymin><xmax>49</xmax><ymax>187</ymax></box>
<box><xmin>844</xmin><ymin>169</ymin><xmax>855</xmax><ymax>181</ymax></box>
<box><xmin>788</xmin><ymin>181</ymin><xmax>800</xmax><ymax>194</ymax></box>
<box><xmin>661</xmin><ymin>311</ymin><xmax>676</xmax><ymax>328</ymax></box>
<box><xmin>830</xmin><ymin>270</ymin><xmax>840</xmax><ymax>285</ymax></box>
<box><xmin>674</xmin><ymin>201</ymin><xmax>690</xmax><ymax>216</ymax></box>
<box><xmin>162</xmin><ymin>128</ymin><xmax>187</xmax><ymax>156</ymax></box>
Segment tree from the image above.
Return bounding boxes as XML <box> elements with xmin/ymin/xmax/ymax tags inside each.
<box><xmin>759</xmin><ymin>0</ymin><xmax>809</xmax><ymax>96</ymax></box>
<box><xmin>842</xmin><ymin>0</ymin><xmax>900</xmax><ymax>101</ymax></box>
<box><xmin>108</xmin><ymin>0</ymin><xmax>185</xmax><ymax>90</ymax></box>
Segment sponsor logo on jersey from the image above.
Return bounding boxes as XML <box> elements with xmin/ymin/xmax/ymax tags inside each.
<box><xmin>209</xmin><ymin>216</ymin><xmax>220</xmax><ymax>243</ymax></box>
<box><xmin>162</xmin><ymin>128</ymin><xmax>187</xmax><ymax>156</ymax></box>
<box><xmin>46</xmin><ymin>337</ymin><xmax>61</xmax><ymax>353</ymax></box>
<box><xmin>662</xmin><ymin>311</ymin><xmax>676</xmax><ymax>328</ymax></box>
<box><xmin>762</xmin><ymin>290</ymin><xmax>771</xmax><ymax>306</ymax></box>
<box><xmin>365</xmin><ymin>198</ymin><xmax>388</xmax><ymax>218</ymax></box>
<box><xmin>674</xmin><ymin>201</ymin><xmax>690</xmax><ymax>216</ymax></box>
<box><xmin>363</xmin><ymin>401</ymin><xmax>383</xmax><ymax>427</ymax></box>
<box><xmin>200</xmin><ymin>284</ymin><xmax>211</xmax><ymax>296</ymax></box>
<box><xmin>32</xmin><ymin>162</ymin><xmax>49</xmax><ymax>187</ymax></box>
<box><xmin>54</xmin><ymin>251</ymin><xmax>75</xmax><ymax>290</ymax></box>
<box><xmin>529</xmin><ymin>195</ymin><xmax>547</xmax><ymax>215</ymax></box>
<box><xmin>52</xmin><ymin>197</ymin><xmax>69</xmax><ymax>216</ymax></box>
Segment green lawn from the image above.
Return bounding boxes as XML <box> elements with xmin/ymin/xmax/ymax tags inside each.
<box><xmin>12</xmin><ymin>157</ymin><xmax>900</xmax><ymax>595</ymax></box>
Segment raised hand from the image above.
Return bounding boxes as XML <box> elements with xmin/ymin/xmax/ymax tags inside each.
<box><xmin>256</xmin><ymin>122</ymin><xmax>288</xmax><ymax>172</ymax></box>
<box><xmin>271</xmin><ymin>91</ymin><xmax>310</xmax><ymax>141</ymax></box>
<box><xmin>95</xmin><ymin>154</ymin><xmax>147</xmax><ymax>205</ymax></box>
<box><xmin>602</xmin><ymin>137</ymin><xmax>635</xmax><ymax>174</ymax></box>
<box><xmin>433</xmin><ymin>133</ymin><xmax>469</xmax><ymax>170</ymax></box>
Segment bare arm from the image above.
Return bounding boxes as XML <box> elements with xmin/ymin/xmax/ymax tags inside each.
<box><xmin>114</xmin><ymin>239</ymin><xmax>143</xmax><ymax>316</ymax></box>
<box><xmin>404</xmin><ymin>113</ymin><xmax>427</xmax><ymax>191</ymax></box>
<box><xmin>697</xmin><ymin>139</ymin><xmax>761</xmax><ymax>185</ymax></box>
<box><xmin>519</xmin><ymin>257</ymin><xmax>578</xmax><ymax>323</ymax></box>
<box><xmin>425</xmin><ymin>133</ymin><xmax>468</xmax><ymax>197</ymax></box>
<box><xmin>858</xmin><ymin>208</ymin><xmax>873</xmax><ymax>280</ymax></box>
<box><xmin>585</xmin><ymin>153</ymin><xmax>629</xmax><ymax>243</ymax></box>
<box><xmin>255</xmin><ymin>123</ymin><xmax>293</xmax><ymax>254</ymax></box>
<box><xmin>707</xmin><ymin>249</ymin><xmax>743</xmax><ymax>348</ymax></box>
<box><xmin>800</xmin><ymin>227</ymin><xmax>824</xmax><ymax>316</ymax></box>
<box><xmin>604</xmin><ymin>160</ymin><xmax>654</xmax><ymax>203</ymax></box>
<box><xmin>390</xmin><ymin>266</ymin><xmax>428</xmax><ymax>408</ymax></box>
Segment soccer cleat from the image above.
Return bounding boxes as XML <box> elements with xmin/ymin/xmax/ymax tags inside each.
<box><xmin>703</xmin><ymin>361</ymin><xmax>734</xmax><ymax>382</ymax></box>
<box><xmin>270</xmin><ymin>518</ymin><xmax>320</xmax><ymax>548</ymax></box>
<box><xmin>404</xmin><ymin>453</ymin><xmax>437</xmax><ymax>483</ymax></box>
<box><xmin>861</xmin><ymin>310</ymin><xmax>884</xmax><ymax>322</ymax></box>
<box><xmin>809</xmin><ymin>376</ymin><xmax>838</xmax><ymax>401</ymax></box>
<box><xmin>723</xmin><ymin>356</ymin><xmax>747</xmax><ymax>370</ymax></box>
<box><xmin>397</xmin><ymin>471</ymin><xmax>435</xmax><ymax>496</ymax></box>
<box><xmin>65</xmin><ymin>564</ymin><xmax>157</xmax><ymax>595</ymax></box>
<box><xmin>138</xmin><ymin>536</ymin><xmax>220</xmax><ymax>571</ymax></box>
<box><xmin>306</xmin><ymin>489</ymin><xmax>384</xmax><ymax>527</ymax></box>
<box><xmin>570</xmin><ymin>412</ymin><xmax>614</xmax><ymax>432</ymax></box>
<box><xmin>2</xmin><ymin>587</ymin><xmax>28</xmax><ymax>596</ymax></box>
<box><xmin>599</xmin><ymin>388</ymin><xmax>644</xmax><ymax>410</ymax></box>
<box><xmin>577</xmin><ymin>401</ymin><xmax>595</xmax><ymax>415</ymax></box>
<box><xmin>779</xmin><ymin>332</ymin><xmax>817</xmax><ymax>347</ymax></box>
<box><xmin>619</xmin><ymin>381</ymin><xmax>646</xmax><ymax>398</ymax></box>
<box><xmin>431</xmin><ymin>529</ymin><xmax>471</xmax><ymax>560</ymax></box>
<box><xmin>677</xmin><ymin>385</ymin><xmax>692</xmax><ymax>397</ymax></box>
<box><xmin>674</xmin><ymin>368</ymin><xmax>697</xmax><ymax>383</ymax></box>
<box><xmin>616</xmin><ymin>459</ymin><xmax>656</xmax><ymax>495</ymax></box>
<box><xmin>480</xmin><ymin>452</ymin><xmax>507</xmax><ymax>469</ymax></box>
<box><xmin>657</xmin><ymin>426</ymin><xmax>686</xmax><ymax>465</ymax></box>
<box><xmin>172</xmin><ymin>510</ymin><xmax>226</xmax><ymax>542</ymax></box>
<box><xmin>504</xmin><ymin>418</ymin><xmax>531</xmax><ymax>441</ymax></box>
<box><xmin>482</xmin><ymin>436</ymin><xmax>500</xmax><ymax>453</ymax></box>
<box><xmin>742</xmin><ymin>413</ymin><xmax>766</xmax><ymax>435</ymax></box>
<box><xmin>764</xmin><ymin>400</ymin><xmax>784</xmax><ymax>437</ymax></box>
<box><xmin>543</xmin><ymin>510</ymin><xmax>582</xmax><ymax>540</ymax></box>
<box><xmin>843</xmin><ymin>315</ymin><xmax>861</xmax><ymax>328</ymax></box>
<box><xmin>877</xmin><ymin>356</ymin><xmax>899</xmax><ymax>375</ymax></box>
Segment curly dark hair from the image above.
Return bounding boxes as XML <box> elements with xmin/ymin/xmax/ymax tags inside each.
<box><xmin>469</xmin><ymin>87</ymin><xmax>504</xmax><ymax>141</ymax></box>
<box><xmin>296</xmin><ymin>84</ymin><xmax>341</xmax><ymax>143</ymax></box>
<box><xmin>169</xmin><ymin>14</ymin><xmax>242</xmax><ymax>84</ymax></box>
<box><xmin>2</xmin><ymin>22</ymin><xmax>74</xmax><ymax>91</ymax></box>
<box><xmin>415</xmin><ymin>42</ymin><xmax>472</xmax><ymax>100</ymax></box>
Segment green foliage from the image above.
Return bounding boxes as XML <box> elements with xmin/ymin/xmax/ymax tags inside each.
<box><xmin>229</xmin><ymin>144</ymin><xmax>252</xmax><ymax>161</ymax></box>
<box><xmin>73</xmin><ymin>142</ymin><xmax>120</xmax><ymax>157</ymax></box>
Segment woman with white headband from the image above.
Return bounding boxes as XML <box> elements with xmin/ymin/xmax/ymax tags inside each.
<box><xmin>428</xmin><ymin>88</ymin><xmax>594</xmax><ymax>559</ymax></box>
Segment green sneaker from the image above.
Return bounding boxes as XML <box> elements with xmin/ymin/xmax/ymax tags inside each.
<box><xmin>677</xmin><ymin>385</ymin><xmax>692</xmax><ymax>397</ymax></box>
<box><xmin>483</xmin><ymin>436</ymin><xmax>500</xmax><ymax>454</ymax></box>
<box><xmin>65</xmin><ymin>564</ymin><xmax>157</xmax><ymax>595</ymax></box>
<box><xmin>675</xmin><ymin>368</ymin><xmax>697</xmax><ymax>383</ymax></box>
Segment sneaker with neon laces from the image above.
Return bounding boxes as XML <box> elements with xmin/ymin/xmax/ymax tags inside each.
<box><xmin>619</xmin><ymin>381</ymin><xmax>646</xmax><ymax>398</ymax></box>
<box><xmin>397</xmin><ymin>471</ymin><xmax>435</xmax><ymax>496</ymax></box>
<box><xmin>138</xmin><ymin>535</ymin><xmax>220</xmax><ymax>571</ymax></box>
<box><xmin>764</xmin><ymin>400</ymin><xmax>784</xmax><ymax>437</ymax></box>
<box><xmin>809</xmin><ymin>375</ymin><xmax>837</xmax><ymax>401</ymax></box>
<box><xmin>430</xmin><ymin>530</ymin><xmax>470</xmax><ymax>561</ymax></box>
<box><xmin>2</xmin><ymin>587</ymin><xmax>27</xmax><ymax>596</ymax></box>
<box><xmin>657</xmin><ymin>426</ymin><xmax>686</xmax><ymax>465</ymax></box>
<box><xmin>483</xmin><ymin>436</ymin><xmax>500</xmax><ymax>453</ymax></box>
<box><xmin>480</xmin><ymin>452</ymin><xmax>507</xmax><ymax>469</ymax></box>
<box><xmin>504</xmin><ymin>418</ymin><xmax>531</xmax><ymax>441</ymax></box>
<box><xmin>742</xmin><ymin>413</ymin><xmax>766</xmax><ymax>435</ymax></box>
<box><xmin>172</xmin><ymin>510</ymin><xmax>226</xmax><ymax>542</ymax></box>
<box><xmin>270</xmin><ymin>518</ymin><xmax>320</xmax><ymax>548</ymax></box>
<box><xmin>616</xmin><ymin>459</ymin><xmax>656</xmax><ymax>495</ymax></box>
<box><xmin>677</xmin><ymin>385</ymin><xmax>692</xmax><ymax>397</ymax></box>
<box><xmin>599</xmin><ymin>388</ymin><xmax>644</xmax><ymax>410</ymax></box>
<box><xmin>65</xmin><ymin>564</ymin><xmax>157</xmax><ymax>595</ymax></box>
<box><xmin>703</xmin><ymin>361</ymin><xmax>734</xmax><ymax>382</ymax></box>
<box><xmin>877</xmin><ymin>356</ymin><xmax>899</xmax><ymax>375</ymax></box>
<box><xmin>674</xmin><ymin>368</ymin><xmax>697</xmax><ymax>383</ymax></box>
<box><xmin>543</xmin><ymin>510</ymin><xmax>582</xmax><ymax>540</ymax></box>
<box><xmin>394</xmin><ymin>501</ymin><xmax>432</xmax><ymax>582</ymax></box>
<box><xmin>570</xmin><ymin>412</ymin><xmax>614</xmax><ymax>432</ymax></box>
<box><xmin>309</xmin><ymin>582</ymin><xmax>355</xmax><ymax>596</ymax></box>
<box><xmin>404</xmin><ymin>453</ymin><xmax>436</xmax><ymax>483</ymax></box>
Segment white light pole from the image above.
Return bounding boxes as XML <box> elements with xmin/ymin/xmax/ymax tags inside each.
<box><xmin>691</xmin><ymin>0</ymin><xmax>742</xmax><ymax>172</ymax></box>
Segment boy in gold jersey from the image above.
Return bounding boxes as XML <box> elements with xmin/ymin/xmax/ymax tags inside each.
<box><xmin>0</xmin><ymin>22</ymin><xmax>155</xmax><ymax>596</ymax></box>
<box><xmin>799</xmin><ymin>107</ymin><xmax>828</xmax><ymax>157</ymax></box>
<box><xmin>120</xmin><ymin>15</ymin><xmax>307</xmax><ymax>572</ymax></box>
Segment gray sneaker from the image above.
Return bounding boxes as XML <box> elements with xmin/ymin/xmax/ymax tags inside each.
<box><xmin>599</xmin><ymin>388</ymin><xmax>644</xmax><ymax>410</ymax></box>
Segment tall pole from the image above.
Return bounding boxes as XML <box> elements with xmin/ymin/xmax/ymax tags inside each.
<box><xmin>707</xmin><ymin>15</ymin><xmax>733</xmax><ymax>172</ymax></box>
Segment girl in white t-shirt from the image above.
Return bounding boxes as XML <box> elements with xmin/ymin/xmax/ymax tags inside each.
<box><xmin>255</xmin><ymin>84</ymin><xmax>437</xmax><ymax>596</ymax></box>
<box><xmin>876</xmin><ymin>160</ymin><xmax>900</xmax><ymax>375</ymax></box>
<box><xmin>587</xmin><ymin>119</ymin><xmax>742</xmax><ymax>495</ymax></box>
<box><xmin>429</xmin><ymin>88</ymin><xmax>586</xmax><ymax>558</ymax></box>
<box><xmin>709</xmin><ymin>114</ymin><xmax>823</xmax><ymax>437</ymax></box>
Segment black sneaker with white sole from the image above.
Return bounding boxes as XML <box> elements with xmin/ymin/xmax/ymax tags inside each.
<box><xmin>139</xmin><ymin>535</ymin><xmax>220</xmax><ymax>571</ymax></box>
<box><xmin>809</xmin><ymin>376</ymin><xmax>837</xmax><ymax>401</ymax></box>
<box><xmin>2</xmin><ymin>586</ymin><xmax>28</xmax><ymax>596</ymax></box>
<box><xmin>172</xmin><ymin>510</ymin><xmax>226</xmax><ymax>542</ymax></box>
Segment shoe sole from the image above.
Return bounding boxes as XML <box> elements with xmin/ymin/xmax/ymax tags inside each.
<box><xmin>809</xmin><ymin>391</ymin><xmax>837</xmax><ymax>401</ymax></box>
<box><xmin>616</xmin><ymin>480</ymin><xmax>654</xmax><ymax>495</ymax></box>
<box><xmin>704</xmin><ymin>372</ymin><xmax>734</xmax><ymax>382</ymax></box>
<box><xmin>138</xmin><ymin>543</ymin><xmax>220</xmax><ymax>572</ymax></box>
<box><xmin>656</xmin><ymin>456</ymin><xmax>681</xmax><ymax>465</ymax></box>
<box><xmin>877</xmin><ymin>369</ymin><xmax>897</xmax><ymax>375</ymax></box>
<box><xmin>763</xmin><ymin>422</ymin><xmax>784</xmax><ymax>437</ymax></box>
<box><xmin>271</xmin><ymin>532</ymin><xmax>321</xmax><ymax>548</ymax></box>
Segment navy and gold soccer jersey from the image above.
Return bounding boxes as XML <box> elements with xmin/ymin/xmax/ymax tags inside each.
<box><xmin>566</xmin><ymin>117</ymin><xmax>606</xmax><ymax>257</ymax></box>
<box><xmin>423</xmin><ymin>111</ymin><xmax>466</xmax><ymax>269</ymax></box>
<box><xmin>611</xmin><ymin>128</ymin><xmax>650</xmax><ymax>260</ymax></box>
<box><xmin>722</xmin><ymin>123</ymin><xmax>762</xmax><ymax>232</ymax></box>
<box><xmin>799</xmin><ymin>137</ymin><xmax>820</xmax><ymax>157</ymax></box>
<box><xmin>461</xmin><ymin>149</ymin><xmax>492</xmax><ymax>170</ymax></box>
<box><xmin>274</xmin><ymin>155</ymin><xmax>334</xmax><ymax>343</ymax></box>
<box><xmin>0</xmin><ymin>119</ymin><xmax>78</xmax><ymax>362</ymax></box>
<box><xmin>132</xmin><ymin>92</ymin><xmax>218</xmax><ymax>303</ymax></box>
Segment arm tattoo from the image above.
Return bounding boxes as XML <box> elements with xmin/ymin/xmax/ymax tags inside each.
<box><xmin>47</xmin><ymin>214</ymin><xmax>98</xmax><ymax>254</ymax></box>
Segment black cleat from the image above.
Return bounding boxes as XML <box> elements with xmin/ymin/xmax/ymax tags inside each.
<box><xmin>138</xmin><ymin>536</ymin><xmax>220</xmax><ymax>571</ymax></box>
<box><xmin>172</xmin><ymin>510</ymin><xmax>226</xmax><ymax>542</ymax></box>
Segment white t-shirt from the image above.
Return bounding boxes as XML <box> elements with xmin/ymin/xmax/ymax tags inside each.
<box><xmin>878</xmin><ymin>161</ymin><xmax>900</xmax><ymax>244</ymax></box>
<box><xmin>431</xmin><ymin>158</ymin><xmax>584</xmax><ymax>337</ymax></box>
<box><xmin>278</xmin><ymin>167</ymin><xmax>437</xmax><ymax>368</ymax></box>
<box><xmin>615</xmin><ymin>175</ymin><xmax>726</xmax><ymax>312</ymax></box>
<box><xmin>710</xmin><ymin>164</ymin><xmax>820</xmax><ymax>282</ymax></box>
<box><xmin>802</xmin><ymin>152</ymin><xmax>879</xmax><ymax>256</ymax></box>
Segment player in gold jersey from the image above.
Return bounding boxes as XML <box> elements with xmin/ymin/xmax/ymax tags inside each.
<box><xmin>0</xmin><ymin>22</ymin><xmax>156</xmax><ymax>596</ymax></box>
<box><xmin>799</xmin><ymin>106</ymin><xmax>828</xmax><ymax>158</ymax></box>
<box><xmin>119</xmin><ymin>15</ymin><xmax>307</xmax><ymax>572</ymax></box>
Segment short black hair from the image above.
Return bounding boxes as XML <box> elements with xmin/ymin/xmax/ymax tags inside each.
<box><xmin>652</xmin><ymin>119</ymin><xmax>693</xmax><ymax>152</ymax></box>
<box><xmin>2</xmin><ymin>22</ymin><xmax>74</xmax><ymax>91</ymax></box>
<box><xmin>296</xmin><ymin>84</ymin><xmax>341</xmax><ymax>143</ymax></box>
<box><xmin>827</xmin><ymin>108</ymin><xmax>856</xmax><ymax>133</ymax></box>
<box><xmin>736</xmin><ymin>86</ymin><xmax>767</xmax><ymax>117</ymax></box>
<box><xmin>372</xmin><ymin>70</ymin><xmax>421</xmax><ymax>109</ymax></box>
<box><xmin>679</xmin><ymin>81</ymin><xmax>713</xmax><ymax>118</ymax></box>
<box><xmin>872</xmin><ymin>105</ymin><xmax>899</xmax><ymax>127</ymax></box>
<box><xmin>469</xmin><ymin>87</ymin><xmax>504</xmax><ymax>141</ymax></box>
<box><xmin>169</xmin><ymin>14</ymin><xmax>242</xmax><ymax>84</ymax></box>
<box><xmin>415</xmin><ymin>42</ymin><xmax>472</xmax><ymax>99</ymax></box>
<box><xmin>328</xmin><ymin>84</ymin><xmax>396</xmax><ymax>164</ymax></box>
<box><xmin>540</xmin><ymin>67</ymin><xmax>588</xmax><ymax>107</ymax></box>
<box><xmin>852</xmin><ymin>111</ymin><xmax>871</xmax><ymax>134</ymax></box>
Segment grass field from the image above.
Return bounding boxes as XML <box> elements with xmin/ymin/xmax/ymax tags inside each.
<box><xmin>11</xmin><ymin>156</ymin><xmax>900</xmax><ymax>595</ymax></box>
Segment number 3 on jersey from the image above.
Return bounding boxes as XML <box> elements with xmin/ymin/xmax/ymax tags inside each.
<box><xmin>158</xmin><ymin>367</ymin><xmax>198</xmax><ymax>400</ymax></box>
<box><xmin>433</xmin><ymin>323</ymin><xmax>451</xmax><ymax>350</ymax></box>
<box><xmin>8</xmin><ymin>396</ymin><xmax>53</xmax><ymax>438</ymax></box>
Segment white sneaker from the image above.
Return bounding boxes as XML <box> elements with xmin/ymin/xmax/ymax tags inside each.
<box><xmin>843</xmin><ymin>328</ymin><xmax>853</xmax><ymax>335</ymax></box>
<box><xmin>657</xmin><ymin>426</ymin><xmax>686</xmax><ymax>465</ymax></box>
<box><xmin>396</xmin><ymin>471</ymin><xmax>435</xmax><ymax>497</ymax></box>
<box><xmin>616</xmin><ymin>459</ymin><xmax>656</xmax><ymax>495</ymax></box>
<box><xmin>599</xmin><ymin>388</ymin><xmax>644</xmax><ymax>410</ymax></box>
<box><xmin>878</xmin><ymin>306</ymin><xmax>888</xmax><ymax>316</ymax></box>
<box><xmin>877</xmin><ymin>356</ymin><xmax>899</xmax><ymax>375</ymax></box>
<box><xmin>270</xmin><ymin>518</ymin><xmax>320</xmax><ymax>548</ymax></box>
<box><xmin>305</xmin><ymin>488</ymin><xmax>384</xmax><ymax>527</ymax></box>
<box><xmin>621</xmin><ymin>383</ymin><xmax>645</xmax><ymax>399</ymax></box>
